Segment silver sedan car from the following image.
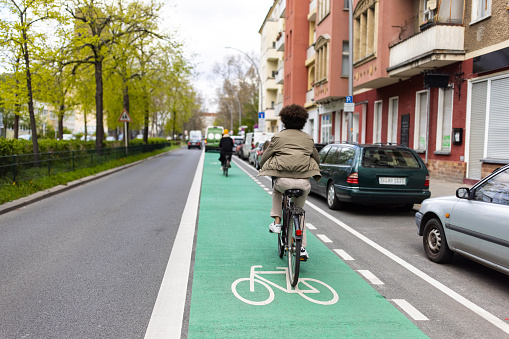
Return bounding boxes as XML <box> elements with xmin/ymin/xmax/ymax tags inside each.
<box><xmin>415</xmin><ymin>164</ymin><xmax>509</xmax><ymax>275</ymax></box>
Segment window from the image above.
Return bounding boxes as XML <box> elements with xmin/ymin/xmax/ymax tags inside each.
<box><xmin>471</xmin><ymin>0</ymin><xmax>491</xmax><ymax>23</ymax></box>
<box><xmin>414</xmin><ymin>91</ymin><xmax>428</xmax><ymax>151</ymax></box>
<box><xmin>436</xmin><ymin>87</ymin><xmax>453</xmax><ymax>152</ymax></box>
<box><xmin>423</xmin><ymin>0</ymin><xmax>436</xmax><ymax>23</ymax></box>
<box><xmin>319</xmin><ymin>145</ymin><xmax>331</xmax><ymax>163</ymax></box>
<box><xmin>341</xmin><ymin>41</ymin><xmax>349</xmax><ymax>77</ymax></box>
<box><xmin>318</xmin><ymin>0</ymin><xmax>331</xmax><ymax>22</ymax></box>
<box><xmin>321</xmin><ymin>114</ymin><xmax>332</xmax><ymax>143</ymax></box>
<box><xmin>315</xmin><ymin>35</ymin><xmax>330</xmax><ymax>82</ymax></box>
<box><xmin>344</xmin><ymin>0</ymin><xmax>349</xmax><ymax>10</ymax></box>
<box><xmin>338</xmin><ymin>147</ymin><xmax>355</xmax><ymax>166</ymax></box>
<box><xmin>373</xmin><ymin>101</ymin><xmax>382</xmax><ymax>143</ymax></box>
<box><xmin>387</xmin><ymin>97</ymin><xmax>398</xmax><ymax>143</ymax></box>
<box><xmin>362</xmin><ymin>148</ymin><xmax>421</xmax><ymax>169</ymax></box>
<box><xmin>353</xmin><ymin>0</ymin><xmax>377</xmax><ymax>63</ymax></box>
<box><xmin>474</xmin><ymin>167</ymin><xmax>509</xmax><ymax>205</ymax></box>
<box><xmin>323</xmin><ymin>146</ymin><xmax>340</xmax><ymax>164</ymax></box>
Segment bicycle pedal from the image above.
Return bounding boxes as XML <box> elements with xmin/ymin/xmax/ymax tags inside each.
<box><xmin>300</xmin><ymin>257</ymin><xmax>308</xmax><ymax>262</ymax></box>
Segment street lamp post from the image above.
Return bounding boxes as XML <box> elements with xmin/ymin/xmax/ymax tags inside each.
<box><xmin>348</xmin><ymin>0</ymin><xmax>354</xmax><ymax>142</ymax></box>
<box><xmin>225</xmin><ymin>47</ymin><xmax>263</xmax><ymax>127</ymax></box>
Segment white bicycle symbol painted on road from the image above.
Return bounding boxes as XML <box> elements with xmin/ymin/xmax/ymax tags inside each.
<box><xmin>231</xmin><ymin>265</ymin><xmax>339</xmax><ymax>306</ymax></box>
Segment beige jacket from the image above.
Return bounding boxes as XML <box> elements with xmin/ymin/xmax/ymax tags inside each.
<box><xmin>258</xmin><ymin>129</ymin><xmax>321</xmax><ymax>180</ymax></box>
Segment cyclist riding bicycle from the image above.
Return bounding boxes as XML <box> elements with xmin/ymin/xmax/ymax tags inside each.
<box><xmin>258</xmin><ymin>104</ymin><xmax>321</xmax><ymax>260</ymax></box>
<box><xmin>219</xmin><ymin>129</ymin><xmax>234</xmax><ymax>171</ymax></box>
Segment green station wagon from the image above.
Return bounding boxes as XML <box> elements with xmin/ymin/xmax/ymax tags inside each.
<box><xmin>310</xmin><ymin>143</ymin><xmax>431</xmax><ymax>210</ymax></box>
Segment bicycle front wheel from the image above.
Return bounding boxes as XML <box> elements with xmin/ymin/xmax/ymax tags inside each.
<box><xmin>287</xmin><ymin>213</ymin><xmax>301</xmax><ymax>287</ymax></box>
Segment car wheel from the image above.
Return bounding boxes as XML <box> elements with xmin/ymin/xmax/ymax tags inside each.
<box><xmin>423</xmin><ymin>218</ymin><xmax>454</xmax><ymax>263</ymax></box>
<box><xmin>327</xmin><ymin>181</ymin><xmax>342</xmax><ymax>210</ymax></box>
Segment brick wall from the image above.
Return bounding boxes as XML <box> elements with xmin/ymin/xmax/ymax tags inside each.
<box><xmin>481</xmin><ymin>163</ymin><xmax>506</xmax><ymax>179</ymax></box>
<box><xmin>426</xmin><ymin>159</ymin><xmax>466</xmax><ymax>183</ymax></box>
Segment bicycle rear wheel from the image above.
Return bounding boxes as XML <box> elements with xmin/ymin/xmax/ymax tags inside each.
<box><xmin>278</xmin><ymin>198</ymin><xmax>287</xmax><ymax>258</ymax></box>
<box><xmin>287</xmin><ymin>212</ymin><xmax>301</xmax><ymax>287</ymax></box>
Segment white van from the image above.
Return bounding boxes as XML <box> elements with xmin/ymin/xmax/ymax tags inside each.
<box><xmin>189</xmin><ymin>130</ymin><xmax>202</xmax><ymax>140</ymax></box>
<box><xmin>241</xmin><ymin>132</ymin><xmax>274</xmax><ymax>159</ymax></box>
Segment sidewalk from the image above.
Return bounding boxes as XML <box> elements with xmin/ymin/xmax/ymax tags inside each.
<box><xmin>428</xmin><ymin>178</ymin><xmax>470</xmax><ymax>199</ymax></box>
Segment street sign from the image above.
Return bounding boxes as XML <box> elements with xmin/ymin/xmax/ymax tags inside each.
<box><xmin>118</xmin><ymin>109</ymin><xmax>132</xmax><ymax>122</ymax></box>
<box><xmin>344</xmin><ymin>102</ymin><xmax>355</xmax><ymax>112</ymax></box>
<box><xmin>258</xmin><ymin>112</ymin><xmax>265</xmax><ymax>119</ymax></box>
<box><xmin>346</xmin><ymin>96</ymin><xmax>353</xmax><ymax>103</ymax></box>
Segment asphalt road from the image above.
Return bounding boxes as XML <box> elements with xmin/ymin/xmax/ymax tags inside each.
<box><xmin>0</xmin><ymin>148</ymin><xmax>202</xmax><ymax>339</ymax></box>
<box><xmin>236</xmin><ymin>157</ymin><xmax>509</xmax><ymax>339</ymax></box>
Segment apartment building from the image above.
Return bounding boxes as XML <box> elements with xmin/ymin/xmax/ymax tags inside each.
<box><xmin>259</xmin><ymin>2</ymin><xmax>284</xmax><ymax>133</ymax></box>
<box><xmin>260</xmin><ymin>0</ymin><xmax>508</xmax><ymax>182</ymax></box>
<box><xmin>350</xmin><ymin>0</ymin><xmax>509</xmax><ymax>182</ymax></box>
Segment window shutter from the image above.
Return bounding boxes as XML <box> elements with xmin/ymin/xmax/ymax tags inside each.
<box><xmin>468</xmin><ymin>81</ymin><xmax>488</xmax><ymax>179</ymax></box>
<box><xmin>487</xmin><ymin>77</ymin><xmax>509</xmax><ymax>159</ymax></box>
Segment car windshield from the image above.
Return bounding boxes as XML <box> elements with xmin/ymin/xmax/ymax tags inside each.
<box><xmin>362</xmin><ymin>148</ymin><xmax>421</xmax><ymax>169</ymax></box>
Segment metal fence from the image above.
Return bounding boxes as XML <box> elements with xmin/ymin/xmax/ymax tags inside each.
<box><xmin>0</xmin><ymin>143</ymin><xmax>171</xmax><ymax>186</ymax></box>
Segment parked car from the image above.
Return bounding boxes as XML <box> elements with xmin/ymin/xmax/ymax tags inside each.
<box><xmin>310</xmin><ymin>142</ymin><xmax>430</xmax><ymax>210</ymax></box>
<box><xmin>235</xmin><ymin>143</ymin><xmax>244</xmax><ymax>157</ymax></box>
<box><xmin>241</xmin><ymin>132</ymin><xmax>274</xmax><ymax>159</ymax></box>
<box><xmin>188</xmin><ymin>138</ymin><xmax>202</xmax><ymax>149</ymax></box>
<box><xmin>255</xmin><ymin>140</ymin><xmax>270</xmax><ymax>170</ymax></box>
<box><xmin>248</xmin><ymin>143</ymin><xmax>263</xmax><ymax>167</ymax></box>
<box><xmin>231</xmin><ymin>136</ymin><xmax>244</xmax><ymax>153</ymax></box>
<box><xmin>415</xmin><ymin>164</ymin><xmax>509</xmax><ymax>275</ymax></box>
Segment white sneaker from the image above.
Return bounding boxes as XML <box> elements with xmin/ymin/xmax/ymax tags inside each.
<box><xmin>300</xmin><ymin>247</ymin><xmax>309</xmax><ymax>261</ymax></box>
<box><xmin>220</xmin><ymin>166</ymin><xmax>223</xmax><ymax>171</ymax></box>
<box><xmin>269</xmin><ymin>222</ymin><xmax>281</xmax><ymax>233</ymax></box>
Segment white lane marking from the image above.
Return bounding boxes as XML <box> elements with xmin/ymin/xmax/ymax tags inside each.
<box><xmin>305</xmin><ymin>200</ymin><xmax>509</xmax><ymax>334</ymax></box>
<box><xmin>392</xmin><ymin>299</ymin><xmax>429</xmax><ymax>321</ymax></box>
<box><xmin>144</xmin><ymin>151</ymin><xmax>204</xmax><ymax>339</ymax></box>
<box><xmin>306</xmin><ymin>223</ymin><xmax>317</xmax><ymax>230</ymax></box>
<box><xmin>358</xmin><ymin>270</ymin><xmax>384</xmax><ymax>285</ymax></box>
<box><xmin>334</xmin><ymin>249</ymin><xmax>354</xmax><ymax>261</ymax></box>
<box><xmin>263</xmin><ymin>187</ymin><xmax>269</xmax><ymax>191</ymax></box>
<box><xmin>317</xmin><ymin>234</ymin><xmax>333</xmax><ymax>243</ymax></box>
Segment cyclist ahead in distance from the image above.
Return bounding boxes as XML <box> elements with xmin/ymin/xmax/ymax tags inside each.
<box><xmin>219</xmin><ymin>129</ymin><xmax>234</xmax><ymax>171</ymax></box>
<box><xmin>258</xmin><ymin>104</ymin><xmax>321</xmax><ymax>260</ymax></box>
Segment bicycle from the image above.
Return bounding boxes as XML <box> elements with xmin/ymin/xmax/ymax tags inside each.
<box><xmin>223</xmin><ymin>153</ymin><xmax>232</xmax><ymax>177</ymax></box>
<box><xmin>277</xmin><ymin>188</ymin><xmax>306</xmax><ymax>287</ymax></box>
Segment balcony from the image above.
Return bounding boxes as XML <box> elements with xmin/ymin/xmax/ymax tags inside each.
<box><xmin>265</xmin><ymin>77</ymin><xmax>278</xmax><ymax>91</ymax></box>
<box><xmin>305</xmin><ymin>89</ymin><xmax>314</xmax><ymax>107</ymax></box>
<box><xmin>278</xmin><ymin>0</ymin><xmax>286</xmax><ymax>18</ymax></box>
<box><xmin>276</xmin><ymin>31</ymin><xmax>285</xmax><ymax>52</ymax></box>
<box><xmin>308</xmin><ymin>0</ymin><xmax>316</xmax><ymax>21</ymax></box>
<box><xmin>266</xmin><ymin>47</ymin><xmax>280</xmax><ymax>61</ymax></box>
<box><xmin>274</xmin><ymin>101</ymin><xmax>283</xmax><ymax>117</ymax></box>
<box><xmin>388</xmin><ymin>24</ymin><xmax>465</xmax><ymax>78</ymax></box>
<box><xmin>305</xmin><ymin>45</ymin><xmax>315</xmax><ymax>66</ymax></box>
<box><xmin>276</xmin><ymin>64</ymin><xmax>284</xmax><ymax>84</ymax></box>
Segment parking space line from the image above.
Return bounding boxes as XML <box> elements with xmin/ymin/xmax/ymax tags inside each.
<box><xmin>392</xmin><ymin>300</ymin><xmax>429</xmax><ymax>321</ymax></box>
<box><xmin>334</xmin><ymin>249</ymin><xmax>354</xmax><ymax>261</ymax></box>
<box><xmin>317</xmin><ymin>234</ymin><xmax>333</xmax><ymax>243</ymax></box>
<box><xmin>358</xmin><ymin>270</ymin><xmax>384</xmax><ymax>285</ymax></box>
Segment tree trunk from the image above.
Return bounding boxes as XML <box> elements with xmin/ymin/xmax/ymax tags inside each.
<box><xmin>123</xmin><ymin>82</ymin><xmax>129</xmax><ymax>145</ymax></box>
<box><xmin>14</xmin><ymin>110</ymin><xmax>19</xmax><ymax>139</ymax></box>
<box><xmin>58</xmin><ymin>104</ymin><xmax>64</xmax><ymax>139</ymax></box>
<box><xmin>143</xmin><ymin>92</ymin><xmax>149</xmax><ymax>143</ymax></box>
<box><xmin>22</xmin><ymin>29</ymin><xmax>39</xmax><ymax>161</ymax></box>
<box><xmin>94</xmin><ymin>60</ymin><xmax>104</xmax><ymax>149</ymax></box>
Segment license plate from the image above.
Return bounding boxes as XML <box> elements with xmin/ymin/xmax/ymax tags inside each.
<box><xmin>379</xmin><ymin>177</ymin><xmax>406</xmax><ymax>185</ymax></box>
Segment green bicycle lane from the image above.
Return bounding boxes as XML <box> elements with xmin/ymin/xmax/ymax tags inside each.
<box><xmin>187</xmin><ymin>152</ymin><xmax>427</xmax><ymax>338</ymax></box>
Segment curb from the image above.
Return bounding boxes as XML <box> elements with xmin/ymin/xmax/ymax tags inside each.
<box><xmin>0</xmin><ymin>148</ymin><xmax>178</xmax><ymax>216</ymax></box>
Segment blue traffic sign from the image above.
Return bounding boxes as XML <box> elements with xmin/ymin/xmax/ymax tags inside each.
<box><xmin>258</xmin><ymin>112</ymin><xmax>265</xmax><ymax>119</ymax></box>
<box><xmin>346</xmin><ymin>96</ymin><xmax>353</xmax><ymax>103</ymax></box>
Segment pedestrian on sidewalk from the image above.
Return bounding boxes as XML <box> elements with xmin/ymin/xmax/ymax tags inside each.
<box><xmin>258</xmin><ymin>104</ymin><xmax>321</xmax><ymax>260</ymax></box>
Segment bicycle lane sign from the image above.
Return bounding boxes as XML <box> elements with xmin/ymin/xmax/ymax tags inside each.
<box><xmin>187</xmin><ymin>153</ymin><xmax>427</xmax><ymax>338</ymax></box>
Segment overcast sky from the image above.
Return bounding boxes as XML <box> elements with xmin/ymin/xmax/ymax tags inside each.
<box><xmin>161</xmin><ymin>0</ymin><xmax>275</xmax><ymax>112</ymax></box>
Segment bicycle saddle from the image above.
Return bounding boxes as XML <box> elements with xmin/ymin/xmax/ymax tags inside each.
<box><xmin>285</xmin><ymin>189</ymin><xmax>304</xmax><ymax>197</ymax></box>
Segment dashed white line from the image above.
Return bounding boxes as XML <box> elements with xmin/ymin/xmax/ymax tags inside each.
<box><xmin>306</xmin><ymin>223</ymin><xmax>317</xmax><ymax>230</ymax></box>
<box><xmin>392</xmin><ymin>299</ymin><xmax>429</xmax><ymax>321</ymax></box>
<box><xmin>317</xmin><ymin>234</ymin><xmax>333</xmax><ymax>243</ymax></box>
<box><xmin>334</xmin><ymin>249</ymin><xmax>354</xmax><ymax>261</ymax></box>
<box><xmin>358</xmin><ymin>270</ymin><xmax>384</xmax><ymax>285</ymax></box>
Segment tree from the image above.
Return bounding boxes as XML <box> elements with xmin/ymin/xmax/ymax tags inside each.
<box><xmin>0</xmin><ymin>0</ymin><xmax>63</xmax><ymax>156</ymax></box>
<box><xmin>213</xmin><ymin>53</ymin><xmax>259</xmax><ymax>134</ymax></box>
<box><xmin>65</xmin><ymin>0</ymin><xmax>162</xmax><ymax>149</ymax></box>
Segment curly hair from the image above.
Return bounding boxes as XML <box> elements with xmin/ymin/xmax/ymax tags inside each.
<box><xmin>279</xmin><ymin>104</ymin><xmax>308</xmax><ymax>130</ymax></box>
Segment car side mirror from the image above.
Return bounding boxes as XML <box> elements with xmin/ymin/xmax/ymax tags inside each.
<box><xmin>456</xmin><ymin>187</ymin><xmax>470</xmax><ymax>199</ymax></box>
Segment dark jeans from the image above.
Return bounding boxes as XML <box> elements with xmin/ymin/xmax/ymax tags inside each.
<box><xmin>219</xmin><ymin>151</ymin><xmax>232</xmax><ymax>167</ymax></box>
